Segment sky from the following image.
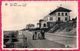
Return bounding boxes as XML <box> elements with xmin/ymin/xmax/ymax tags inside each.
<box><xmin>2</xmin><ymin>1</ymin><xmax>78</xmax><ymax>30</ymax></box>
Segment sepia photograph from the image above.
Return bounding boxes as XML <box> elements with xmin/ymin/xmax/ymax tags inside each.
<box><xmin>2</xmin><ymin>1</ymin><xmax>78</xmax><ymax>49</ymax></box>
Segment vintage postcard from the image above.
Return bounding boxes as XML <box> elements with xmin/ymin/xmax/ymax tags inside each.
<box><xmin>0</xmin><ymin>0</ymin><xmax>79</xmax><ymax>51</ymax></box>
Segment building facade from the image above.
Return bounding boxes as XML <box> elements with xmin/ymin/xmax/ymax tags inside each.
<box><xmin>38</xmin><ymin>7</ymin><xmax>71</xmax><ymax>28</ymax></box>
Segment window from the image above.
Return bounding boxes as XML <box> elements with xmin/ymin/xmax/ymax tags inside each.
<box><xmin>62</xmin><ymin>13</ymin><xmax>64</xmax><ymax>16</ymax></box>
<box><xmin>58</xmin><ymin>17</ymin><xmax>60</xmax><ymax>21</ymax></box>
<box><xmin>43</xmin><ymin>23</ymin><xmax>46</xmax><ymax>27</ymax></box>
<box><xmin>50</xmin><ymin>17</ymin><xmax>53</xmax><ymax>21</ymax></box>
<box><xmin>65</xmin><ymin>13</ymin><xmax>67</xmax><ymax>16</ymax></box>
<box><xmin>58</xmin><ymin>13</ymin><xmax>60</xmax><ymax>16</ymax></box>
<box><xmin>65</xmin><ymin>17</ymin><xmax>67</xmax><ymax>21</ymax></box>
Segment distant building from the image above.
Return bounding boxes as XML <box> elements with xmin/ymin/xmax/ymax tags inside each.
<box><xmin>37</xmin><ymin>6</ymin><xmax>72</xmax><ymax>28</ymax></box>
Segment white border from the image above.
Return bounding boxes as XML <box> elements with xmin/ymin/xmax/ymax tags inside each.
<box><xmin>1</xmin><ymin>1</ymin><xmax>79</xmax><ymax>50</ymax></box>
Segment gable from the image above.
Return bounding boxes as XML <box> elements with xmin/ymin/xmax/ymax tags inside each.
<box><xmin>49</xmin><ymin>7</ymin><xmax>71</xmax><ymax>15</ymax></box>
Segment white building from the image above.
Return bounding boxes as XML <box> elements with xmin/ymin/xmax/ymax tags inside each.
<box><xmin>38</xmin><ymin>7</ymin><xmax>71</xmax><ymax>28</ymax></box>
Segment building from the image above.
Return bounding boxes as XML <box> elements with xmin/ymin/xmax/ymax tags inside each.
<box><xmin>37</xmin><ymin>6</ymin><xmax>72</xmax><ymax>29</ymax></box>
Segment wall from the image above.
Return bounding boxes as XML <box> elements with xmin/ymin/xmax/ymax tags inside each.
<box><xmin>40</xmin><ymin>21</ymin><xmax>48</xmax><ymax>28</ymax></box>
<box><xmin>56</xmin><ymin>12</ymin><xmax>70</xmax><ymax>22</ymax></box>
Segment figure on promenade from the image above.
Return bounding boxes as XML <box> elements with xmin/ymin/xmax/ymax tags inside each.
<box><xmin>41</xmin><ymin>30</ymin><xmax>45</xmax><ymax>39</ymax></box>
<box><xmin>32</xmin><ymin>31</ymin><xmax>37</xmax><ymax>40</ymax></box>
<box><xmin>38</xmin><ymin>31</ymin><xmax>42</xmax><ymax>40</ymax></box>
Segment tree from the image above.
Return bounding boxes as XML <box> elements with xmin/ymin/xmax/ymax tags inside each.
<box><xmin>26</xmin><ymin>24</ymin><xmax>35</xmax><ymax>29</ymax></box>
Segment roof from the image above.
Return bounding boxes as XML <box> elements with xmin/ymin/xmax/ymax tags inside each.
<box><xmin>49</xmin><ymin>7</ymin><xmax>71</xmax><ymax>15</ymax></box>
<box><xmin>39</xmin><ymin>19</ymin><xmax>44</xmax><ymax>22</ymax></box>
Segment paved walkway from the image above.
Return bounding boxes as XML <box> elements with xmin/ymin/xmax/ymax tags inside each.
<box><xmin>27</xmin><ymin>39</ymin><xmax>65</xmax><ymax>48</ymax></box>
<box><xmin>45</xmin><ymin>33</ymin><xmax>77</xmax><ymax>48</ymax></box>
<box><xmin>21</xmin><ymin>31</ymin><xmax>65</xmax><ymax>48</ymax></box>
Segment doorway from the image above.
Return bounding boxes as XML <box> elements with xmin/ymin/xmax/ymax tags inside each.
<box><xmin>58</xmin><ymin>17</ymin><xmax>60</xmax><ymax>21</ymax></box>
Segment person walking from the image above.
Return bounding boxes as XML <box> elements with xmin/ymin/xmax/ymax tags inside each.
<box><xmin>38</xmin><ymin>31</ymin><xmax>42</xmax><ymax>40</ymax></box>
<box><xmin>41</xmin><ymin>30</ymin><xmax>45</xmax><ymax>39</ymax></box>
<box><xmin>32</xmin><ymin>31</ymin><xmax>37</xmax><ymax>40</ymax></box>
